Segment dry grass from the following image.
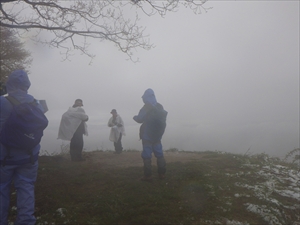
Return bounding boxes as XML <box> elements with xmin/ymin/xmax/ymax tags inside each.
<box><xmin>7</xmin><ymin>150</ymin><xmax>300</xmax><ymax>225</ymax></box>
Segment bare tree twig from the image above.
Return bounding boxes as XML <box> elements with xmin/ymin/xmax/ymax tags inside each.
<box><xmin>0</xmin><ymin>0</ymin><xmax>210</xmax><ymax>61</ymax></box>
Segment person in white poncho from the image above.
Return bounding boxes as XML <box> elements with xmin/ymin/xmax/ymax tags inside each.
<box><xmin>108</xmin><ymin>109</ymin><xmax>125</xmax><ymax>154</ymax></box>
<box><xmin>58</xmin><ymin>99</ymin><xmax>88</xmax><ymax>161</ymax></box>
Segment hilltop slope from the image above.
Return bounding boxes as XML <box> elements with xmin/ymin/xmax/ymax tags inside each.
<box><xmin>8</xmin><ymin>150</ymin><xmax>300</xmax><ymax>225</ymax></box>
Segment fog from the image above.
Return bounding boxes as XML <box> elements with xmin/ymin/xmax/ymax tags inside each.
<box><xmin>24</xmin><ymin>1</ymin><xmax>299</xmax><ymax>158</ymax></box>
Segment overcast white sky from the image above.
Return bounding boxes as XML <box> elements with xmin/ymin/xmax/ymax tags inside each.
<box><xmin>23</xmin><ymin>1</ymin><xmax>299</xmax><ymax>158</ymax></box>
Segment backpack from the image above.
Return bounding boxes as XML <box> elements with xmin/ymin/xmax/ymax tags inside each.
<box><xmin>146</xmin><ymin>104</ymin><xmax>168</xmax><ymax>141</ymax></box>
<box><xmin>0</xmin><ymin>96</ymin><xmax>48</xmax><ymax>163</ymax></box>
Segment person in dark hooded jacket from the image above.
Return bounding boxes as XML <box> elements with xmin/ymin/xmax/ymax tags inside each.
<box><xmin>133</xmin><ymin>88</ymin><xmax>168</xmax><ymax>181</ymax></box>
<box><xmin>0</xmin><ymin>70</ymin><xmax>47</xmax><ymax>225</ymax></box>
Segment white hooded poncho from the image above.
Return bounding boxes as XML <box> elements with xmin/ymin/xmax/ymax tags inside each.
<box><xmin>108</xmin><ymin>115</ymin><xmax>125</xmax><ymax>142</ymax></box>
<box><xmin>58</xmin><ymin>107</ymin><xmax>88</xmax><ymax>141</ymax></box>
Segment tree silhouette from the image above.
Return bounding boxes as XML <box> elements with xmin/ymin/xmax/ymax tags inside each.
<box><xmin>0</xmin><ymin>26</ymin><xmax>32</xmax><ymax>85</ymax></box>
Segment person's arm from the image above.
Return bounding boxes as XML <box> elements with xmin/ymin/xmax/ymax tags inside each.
<box><xmin>116</xmin><ymin>116</ymin><xmax>123</xmax><ymax>127</ymax></box>
<box><xmin>133</xmin><ymin>105</ymin><xmax>149</xmax><ymax>124</ymax></box>
<box><xmin>108</xmin><ymin>117</ymin><xmax>114</xmax><ymax>127</ymax></box>
<box><xmin>76</xmin><ymin>107</ymin><xmax>89</xmax><ymax>121</ymax></box>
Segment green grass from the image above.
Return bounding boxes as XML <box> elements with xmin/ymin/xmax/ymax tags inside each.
<box><xmin>7</xmin><ymin>151</ymin><xmax>300</xmax><ymax>225</ymax></box>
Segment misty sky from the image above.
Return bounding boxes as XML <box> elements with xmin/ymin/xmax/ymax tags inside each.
<box><xmin>21</xmin><ymin>1</ymin><xmax>299</xmax><ymax>158</ymax></box>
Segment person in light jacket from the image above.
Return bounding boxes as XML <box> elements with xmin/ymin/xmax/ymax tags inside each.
<box><xmin>58</xmin><ymin>99</ymin><xmax>88</xmax><ymax>161</ymax></box>
<box><xmin>0</xmin><ymin>70</ymin><xmax>47</xmax><ymax>225</ymax></box>
<box><xmin>108</xmin><ymin>109</ymin><xmax>125</xmax><ymax>154</ymax></box>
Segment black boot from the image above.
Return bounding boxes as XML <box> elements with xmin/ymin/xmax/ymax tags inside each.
<box><xmin>157</xmin><ymin>157</ymin><xmax>166</xmax><ymax>176</ymax></box>
<box><xmin>143</xmin><ymin>158</ymin><xmax>152</xmax><ymax>177</ymax></box>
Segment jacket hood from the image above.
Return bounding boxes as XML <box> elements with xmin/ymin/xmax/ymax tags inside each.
<box><xmin>6</xmin><ymin>70</ymin><xmax>31</xmax><ymax>94</ymax></box>
<box><xmin>142</xmin><ymin>88</ymin><xmax>157</xmax><ymax>106</ymax></box>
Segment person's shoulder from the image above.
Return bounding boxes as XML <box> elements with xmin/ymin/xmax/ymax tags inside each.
<box><xmin>77</xmin><ymin>107</ymin><xmax>86</xmax><ymax>113</ymax></box>
<box><xmin>144</xmin><ymin>104</ymin><xmax>153</xmax><ymax>111</ymax></box>
<box><xmin>7</xmin><ymin>94</ymin><xmax>35</xmax><ymax>104</ymax></box>
<box><xmin>155</xmin><ymin>103</ymin><xmax>164</xmax><ymax>109</ymax></box>
<box><xmin>155</xmin><ymin>103</ymin><xmax>167</xmax><ymax>115</ymax></box>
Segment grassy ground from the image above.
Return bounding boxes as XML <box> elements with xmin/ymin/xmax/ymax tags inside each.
<box><xmin>7</xmin><ymin>150</ymin><xmax>300</xmax><ymax>225</ymax></box>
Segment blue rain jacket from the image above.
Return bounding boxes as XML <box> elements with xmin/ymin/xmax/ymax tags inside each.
<box><xmin>0</xmin><ymin>70</ymin><xmax>42</xmax><ymax>165</ymax></box>
<box><xmin>133</xmin><ymin>89</ymin><xmax>167</xmax><ymax>141</ymax></box>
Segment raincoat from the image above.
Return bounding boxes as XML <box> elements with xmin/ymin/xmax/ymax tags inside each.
<box><xmin>133</xmin><ymin>88</ymin><xmax>168</xmax><ymax>160</ymax></box>
<box><xmin>108</xmin><ymin>114</ymin><xmax>125</xmax><ymax>142</ymax></box>
<box><xmin>0</xmin><ymin>70</ymin><xmax>45</xmax><ymax>165</ymax></box>
<box><xmin>133</xmin><ymin>88</ymin><xmax>167</xmax><ymax>142</ymax></box>
<box><xmin>57</xmin><ymin>107</ymin><xmax>88</xmax><ymax>141</ymax></box>
<box><xmin>133</xmin><ymin>88</ymin><xmax>168</xmax><ymax>178</ymax></box>
<box><xmin>0</xmin><ymin>70</ymin><xmax>45</xmax><ymax>225</ymax></box>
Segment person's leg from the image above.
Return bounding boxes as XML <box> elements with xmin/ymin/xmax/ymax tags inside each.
<box><xmin>142</xmin><ymin>158</ymin><xmax>152</xmax><ymax>178</ymax></box>
<box><xmin>70</xmin><ymin>132</ymin><xmax>84</xmax><ymax>161</ymax></box>
<box><xmin>141</xmin><ymin>140</ymin><xmax>153</xmax><ymax>179</ymax></box>
<box><xmin>14</xmin><ymin>161</ymin><xmax>38</xmax><ymax>225</ymax></box>
<box><xmin>153</xmin><ymin>141</ymin><xmax>166</xmax><ymax>177</ymax></box>
<box><xmin>70</xmin><ymin>135</ymin><xmax>76</xmax><ymax>161</ymax></box>
<box><xmin>0</xmin><ymin>165</ymin><xmax>15</xmax><ymax>225</ymax></box>
<box><xmin>115</xmin><ymin>134</ymin><xmax>123</xmax><ymax>154</ymax></box>
<box><xmin>113</xmin><ymin>141</ymin><xmax>118</xmax><ymax>153</ymax></box>
<box><xmin>76</xmin><ymin>134</ymin><xmax>84</xmax><ymax>160</ymax></box>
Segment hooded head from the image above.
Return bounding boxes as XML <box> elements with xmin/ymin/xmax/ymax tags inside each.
<box><xmin>142</xmin><ymin>88</ymin><xmax>157</xmax><ymax>106</ymax></box>
<box><xmin>6</xmin><ymin>70</ymin><xmax>31</xmax><ymax>94</ymax></box>
<box><xmin>73</xmin><ymin>99</ymin><xmax>83</xmax><ymax>107</ymax></box>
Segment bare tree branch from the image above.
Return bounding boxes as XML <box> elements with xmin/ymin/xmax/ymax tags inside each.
<box><xmin>0</xmin><ymin>0</ymin><xmax>210</xmax><ymax>60</ymax></box>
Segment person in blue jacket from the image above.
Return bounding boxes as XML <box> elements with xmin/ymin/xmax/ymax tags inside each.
<box><xmin>0</xmin><ymin>70</ymin><xmax>46</xmax><ymax>225</ymax></box>
<box><xmin>133</xmin><ymin>88</ymin><xmax>168</xmax><ymax>181</ymax></box>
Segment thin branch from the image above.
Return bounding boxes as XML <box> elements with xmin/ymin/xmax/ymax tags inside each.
<box><xmin>0</xmin><ymin>0</ymin><xmax>210</xmax><ymax>61</ymax></box>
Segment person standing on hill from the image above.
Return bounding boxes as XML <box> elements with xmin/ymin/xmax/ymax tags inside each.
<box><xmin>108</xmin><ymin>109</ymin><xmax>125</xmax><ymax>154</ymax></box>
<box><xmin>133</xmin><ymin>88</ymin><xmax>168</xmax><ymax>181</ymax></box>
<box><xmin>58</xmin><ymin>99</ymin><xmax>88</xmax><ymax>161</ymax></box>
<box><xmin>0</xmin><ymin>70</ymin><xmax>48</xmax><ymax>225</ymax></box>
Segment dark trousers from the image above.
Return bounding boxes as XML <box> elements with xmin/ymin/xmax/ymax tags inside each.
<box><xmin>142</xmin><ymin>140</ymin><xmax>166</xmax><ymax>177</ymax></box>
<box><xmin>70</xmin><ymin>129</ymin><xmax>84</xmax><ymax>161</ymax></box>
<box><xmin>114</xmin><ymin>134</ymin><xmax>123</xmax><ymax>153</ymax></box>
